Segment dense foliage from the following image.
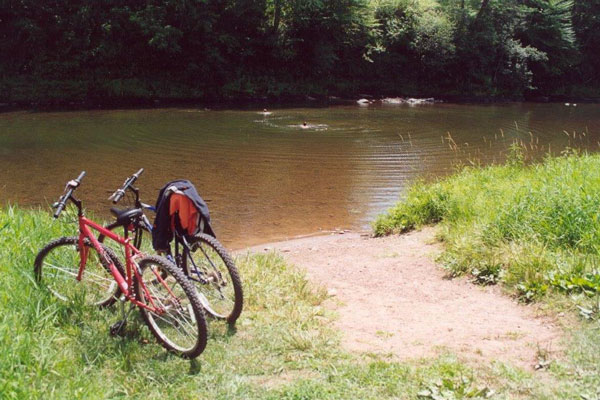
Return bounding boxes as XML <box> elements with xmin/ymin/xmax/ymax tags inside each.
<box><xmin>0</xmin><ymin>0</ymin><xmax>598</xmax><ymax>104</ymax></box>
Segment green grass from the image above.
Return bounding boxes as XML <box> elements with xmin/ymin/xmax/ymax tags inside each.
<box><xmin>374</xmin><ymin>150</ymin><xmax>600</xmax><ymax>397</ymax></box>
<box><xmin>0</xmin><ymin>204</ymin><xmax>597</xmax><ymax>399</ymax></box>
<box><xmin>374</xmin><ymin>150</ymin><xmax>600</xmax><ymax>308</ymax></box>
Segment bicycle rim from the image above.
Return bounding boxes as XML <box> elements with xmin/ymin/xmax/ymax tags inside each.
<box><xmin>34</xmin><ymin>237</ymin><xmax>120</xmax><ymax>306</ymax></box>
<box><xmin>136</xmin><ymin>256</ymin><xmax>206</xmax><ymax>356</ymax></box>
<box><xmin>186</xmin><ymin>234</ymin><xmax>243</xmax><ymax>322</ymax></box>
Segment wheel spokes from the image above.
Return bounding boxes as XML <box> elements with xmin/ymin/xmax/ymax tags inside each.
<box><xmin>140</xmin><ymin>263</ymin><xmax>199</xmax><ymax>350</ymax></box>
<box><xmin>190</xmin><ymin>244</ymin><xmax>235</xmax><ymax>317</ymax></box>
<box><xmin>39</xmin><ymin>240</ymin><xmax>119</xmax><ymax>306</ymax></box>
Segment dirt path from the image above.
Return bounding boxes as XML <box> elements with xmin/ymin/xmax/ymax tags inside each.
<box><xmin>244</xmin><ymin>228</ymin><xmax>562</xmax><ymax>368</ymax></box>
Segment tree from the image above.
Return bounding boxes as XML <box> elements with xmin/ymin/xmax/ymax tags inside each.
<box><xmin>573</xmin><ymin>0</ymin><xmax>600</xmax><ymax>86</ymax></box>
<box><xmin>516</xmin><ymin>0</ymin><xmax>576</xmax><ymax>94</ymax></box>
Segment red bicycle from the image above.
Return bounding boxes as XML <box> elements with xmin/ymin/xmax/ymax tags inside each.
<box><xmin>100</xmin><ymin>169</ymin><xmax>243</xmax><ymax>325</ymax></box>
<box><xmin>34</xmin><ymin>172</ymin><xmax>208</xmax><ymax>358</ymax></box>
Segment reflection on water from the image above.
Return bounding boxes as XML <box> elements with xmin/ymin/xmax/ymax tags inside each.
<box><xmin>1</xmin><ymin>103</ymin><xmax>599</xmax><ymax>248</ymax></box>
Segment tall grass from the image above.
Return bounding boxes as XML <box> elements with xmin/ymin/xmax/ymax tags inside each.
<box><xmin>374</xmin><ymin>150</ymin><xmax>600</xmax><ymax>307</ymax></box>
<box><xmin>0</xmin><ymin>205</ymin><xmax>559</xmax><ymax>399</ymax></box>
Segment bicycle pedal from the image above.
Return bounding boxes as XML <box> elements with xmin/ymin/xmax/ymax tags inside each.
<box><xmin>109</xmin><ymin>320</ymin><xmax>127</xmax><ymax>337</ymax></box>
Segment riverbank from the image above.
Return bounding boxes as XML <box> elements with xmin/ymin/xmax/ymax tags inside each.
<box><xmin>1</xmin><ymin>205</ymin><xmax>595</xmax><ymax>398</ymax></box>
<box><xmin>2</xmin><ymin>93</ymin><xmax>600</xmax><ymax>114</ymax></box>
<box><xmin>374</xmin><ymin>150</ymin><xmax>600</xmax><ymax>313</ymax></box>
<box><xmin>371</xmin><ymin>150</ymin><xmax>600</xmax><ymax>393</ymax></box>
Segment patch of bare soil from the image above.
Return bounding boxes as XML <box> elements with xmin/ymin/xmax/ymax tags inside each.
<box><xmin>245</xmin><ymin>228</ymin><xmax>562</xmax><ymax>369</ymax></box>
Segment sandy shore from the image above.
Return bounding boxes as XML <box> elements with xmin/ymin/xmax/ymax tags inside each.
<box><xmin>241</xmin><ymin>228</ymin><xmax>562</xmax><ymax>369</ymax></box>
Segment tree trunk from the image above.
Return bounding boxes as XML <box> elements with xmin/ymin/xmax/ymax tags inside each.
<box><xmin>273</xmin><ymin>0</ymin><xmax>281</xmax><ymax>33</ymax></box>
<box><xmin>459</xmin><ymin>0</ymin><xmax>466</xmax><ymax>29</ymax></box>
<box><xmin>473</xmin><ymin>0</ymin><xmax>490</xmax><ymax>24</ymax></box>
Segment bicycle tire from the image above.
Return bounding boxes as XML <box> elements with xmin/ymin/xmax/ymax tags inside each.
<box><xmin>34</xmin><ymin>236</ymin><xmax>124</xmax><ymax>307</ymax></box>
<box><xmin>184</xmin><ymin>233</ymin><xmax>243</xmax><ymax>324</ymax></box>
<box><xmin>134</xmin><ymin>255</ymin><xmax>208</xmax><ymax>358</ymax></box>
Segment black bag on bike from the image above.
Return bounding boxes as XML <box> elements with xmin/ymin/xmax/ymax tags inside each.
<box><xmin>152</xmin><ymin>180</ymin><xmax>215</xmax><ymax>252</ymax></box>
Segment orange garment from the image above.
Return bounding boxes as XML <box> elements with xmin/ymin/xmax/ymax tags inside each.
<box><xmin>169</xmin><ymin>193</ymin><xmax>198</xmax><ymax>235</ymax></box>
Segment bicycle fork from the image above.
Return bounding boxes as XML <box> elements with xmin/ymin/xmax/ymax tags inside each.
<box><xmin>110</xmin><ymin>254</ymin><xmax>144</xmax><ymax>337</ymax></box>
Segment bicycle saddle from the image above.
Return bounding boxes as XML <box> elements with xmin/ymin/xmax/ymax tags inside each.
<box><xmin>110</xmin><ymin>207</ymin><xmax>143</xmax><ymax>226</ymax></box>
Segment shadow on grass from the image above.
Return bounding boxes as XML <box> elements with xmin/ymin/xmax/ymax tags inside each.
<box><xmin>188</xmin><ymin>359</ymin><xmax>202</xmax><ymax>375</ymax></box>
<box><xmin>227</xmin><ymin>323</ymin><xmax>237</xmax><ymax>337</ymax></box>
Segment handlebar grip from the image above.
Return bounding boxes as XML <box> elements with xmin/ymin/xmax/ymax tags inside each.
<box><xmin>110</xmin><ymin>168</ymin><xmax>143</xmax><ymax>203</ymax></box>
<box><xmin>76</xmin><ymin>171</ymin><xmax>86</xmax><ymax>183</ymax></box>
<box><xmin>53</xmin><ymin>193</ymin><xmax>69</xmax><ymax>218</ymax></box>
<box><xmin>53</xmin><ymin>202</ymin><xmax>65</xmax><ymax>219</ymax></box>
<box><xmin>53</xmin><ymin>171</ymin><xmax>85</xmax><ymax>218</ymax></box>
<box><xmin>111</xmin><ymin>189</ymin><xmax>125</xmax><ymax>204</ymax></box>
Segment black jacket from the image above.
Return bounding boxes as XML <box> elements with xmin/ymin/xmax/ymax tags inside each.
<box><xmin>152</xmin><ymin>179</ymin><xmax>215</xmax><ymax>251</ymax></box>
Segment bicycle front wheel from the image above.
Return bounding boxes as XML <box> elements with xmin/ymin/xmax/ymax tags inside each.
<box><xmin>135</xmin><ymin>256</ymin><xmax>208</xmax><ymax>358</ymax></box>
<box><xmin>184</xmin><ymin>233</ymin><xmax>243</xmax><ymax>324</ymax></box>
<box><xmin>34</xmin><ymin>237</ymin><xmax>123</xmax><ymax>307</ymax></box>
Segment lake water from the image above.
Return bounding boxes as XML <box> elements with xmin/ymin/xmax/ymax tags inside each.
<box><xmin>1</xmin><ymin>103</ymin><xmax>599</xmax><ymax>248</ymax></box>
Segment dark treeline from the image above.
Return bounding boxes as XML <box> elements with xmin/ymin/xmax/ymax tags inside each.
<box><xmin>1</xmin><ymin>0</ymin><xmax>598</xmax><ymax>105</ymax></box>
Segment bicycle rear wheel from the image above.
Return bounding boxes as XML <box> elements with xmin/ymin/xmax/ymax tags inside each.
<box><xmin>135</xmin><ymin>255</ymin><xmax>207</xmax><ymax>358</ymax></box>
<box><xmin>184</xmin><ymin>233</ymin><xmax>243</xmax><ymax>324</ymax></box>
<box><xmin>34</xmin><ymin>237</ymin><xmax>123</xmax><ymax>307</ymax></box>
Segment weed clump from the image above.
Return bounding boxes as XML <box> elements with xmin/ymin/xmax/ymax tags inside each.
<box><xmin>373</xmin><ymin>184</ymin><xmax>452</xmax><ymax>235</ymax></box>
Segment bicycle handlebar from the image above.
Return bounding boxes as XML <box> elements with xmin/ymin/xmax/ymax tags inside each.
<box><xmin>53</xmin><ymin>171</ymin><xmax>86</xmax><ymax>218</ymax></box>
<box><xmin>109</xmin><ymin>168</ymin><xmax>144</xmax><ymax>204</ymax></box>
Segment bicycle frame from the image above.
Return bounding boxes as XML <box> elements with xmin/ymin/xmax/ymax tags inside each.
<box><xmin>78</xmin><ymin>215</ymin><xmax>172</xmax><ymax>313</ymax></box>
